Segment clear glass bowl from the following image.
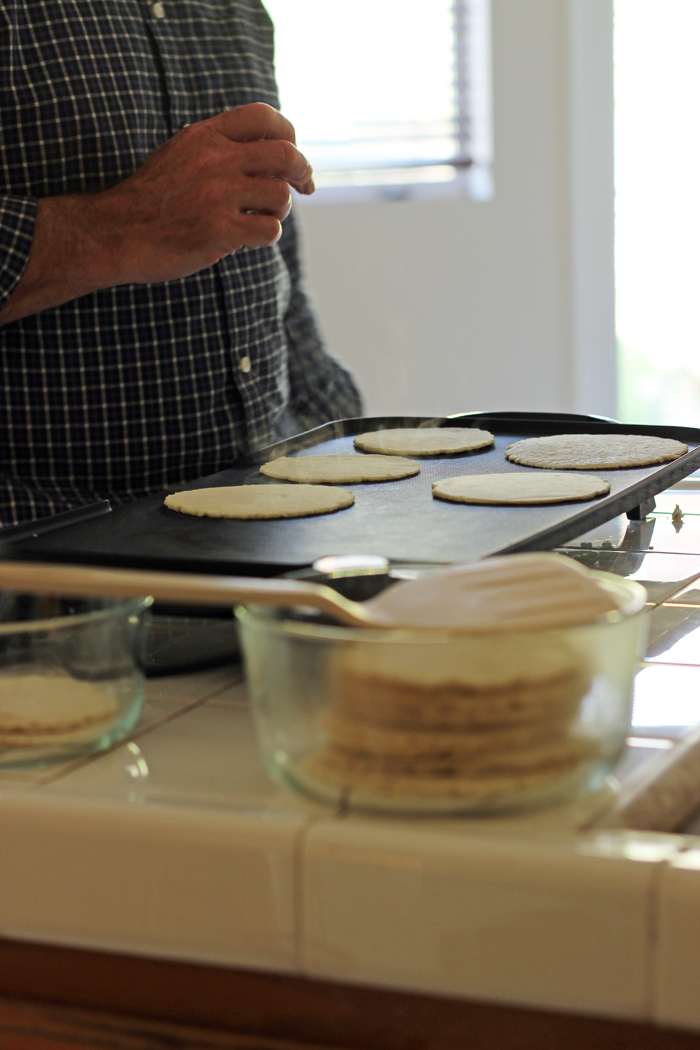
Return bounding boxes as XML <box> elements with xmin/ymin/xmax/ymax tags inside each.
<box><xmin>237</xmin><ymin>569</ymin><xmax>648</xmax><ymax>815</ymax></box>
<box><xmin>0</xmin><ymin>594</ymin><xmax>152</xmax><ymax>768</ymax></box>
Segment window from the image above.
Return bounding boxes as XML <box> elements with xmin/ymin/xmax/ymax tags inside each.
<box><xmin>615</xmin><ymin>0</ymin><xmax>700</xmax><ymax>425</ymax></box>
<box><xmin>263</xmin><ymin>0</ymin><xmax>493</xmax><ymax>201</ymax></box>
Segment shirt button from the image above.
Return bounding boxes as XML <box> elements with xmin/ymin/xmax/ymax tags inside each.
<box><xmin>239</xmin><ymin>356</ymin><xmax>251</xmax><ymax>373</ymax></box>
<box><xmin>152</xmin><ymin>2</ymin><xmax>165</xmax><ymax>18</ymax></box>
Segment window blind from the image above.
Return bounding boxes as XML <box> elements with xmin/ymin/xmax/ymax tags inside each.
<box><xmin>264</xmin><ymin>0</ymin><xmax>492</xmax><ymax>191</ymax></box>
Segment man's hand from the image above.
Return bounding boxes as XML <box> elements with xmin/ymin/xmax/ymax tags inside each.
<box><xmin>89</xmin><ymin>103</ymin><xmax>314</xmax><ymax>285</ymax></box>
<box><xmin>0</xmin><ymin>103</ymin><xmax>313</xmax><ymax>324</ymax></box>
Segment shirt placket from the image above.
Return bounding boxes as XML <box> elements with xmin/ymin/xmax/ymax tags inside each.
<box><xmin>132</xmin><ymin>1</ymin><xmax>288</xmax><ymax>449</ymax></box>
<box><xmin>133</xmin><ymin>3</ymin><xmax>250</xmax><ymax>389</ymax></box>
<box><xmin>135</xmin><ymin>1</ymin><xmax>193</xmax><ymax>135</ymax></box>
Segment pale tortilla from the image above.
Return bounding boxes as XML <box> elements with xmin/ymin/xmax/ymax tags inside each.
<box><xmin>505</xmin><ymin>433</ymin><xmax>688</xmax><ymax>469</ymax></box>
<box><xmin>0</xmin><ymin>675</ymin><xmax>118</xmax><ymax>735</ymax></box>
<box><xmin>260</xmin><ymin>454</ymin><xmax>419</xmax><ymax>484</ymax></box>
<box><xmin>432</xmin><ymin>472</ymin><xmax>610</xmax><ymax>505</ymax></box>
<box><xmin>332</xmin><ymin>672</ymin><xmax>589</xmax><ymax>731</ymax></box>
<box><xmin>301</xmin><ymin>745</ymin><xmax>591</xmax><ymax>800</ymax></box>
<box><xmin>310</xmin><ymin>736</ymin><xmax>593</xmax><ymax>779</ymax></box>
<box><xmin>164</xmin><ymin>484</ymin><xmax>354</xmax><ymax>519</ymax></box>
<box><xmin>336</xmin><ymin>635</ymin><xmax>584</xmax><ymax>691</ymax></box>
<box><xmin>353</xmin><ymin>427</ymin><xmax>494</xmax><ymax>456</ymax></box>
<box><xmin>321</xmin><ymin>714</ymin><xmax>583</xmax><ymax>762</ymax></box>
<box><xmin>0</xmin><ymin>721</ymin><xmax>118</xmax><ymax>747</ymax></box>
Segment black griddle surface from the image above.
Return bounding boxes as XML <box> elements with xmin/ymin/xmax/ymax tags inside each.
<box><xmin>3</xmin><ymin>413</ymin><xmax>700</xmax><ymax>574</ymax></box>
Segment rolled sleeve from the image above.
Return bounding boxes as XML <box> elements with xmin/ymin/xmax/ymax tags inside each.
<box><xmin>0</xmin><ymin>196</ymin><xmax>37</xmax><ymax>311</ymax></box>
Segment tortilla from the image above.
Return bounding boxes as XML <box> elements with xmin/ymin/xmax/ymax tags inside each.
<box><xmin>302</xmin><ymin>746</ymin><xmax>592</xmax><ymax>800</ymax></box>
<box><xmin>0</xmin><ymin>675</ymin><xmax>118</xmax><ymax>739</ymax></box>
<box><xmin>432</xmin><ymin>472</ymin><xmax>610</xmax><ymax>505</ymax></box>
<box><xmin>336</xmin><ymin>634</ymin><xmax>585</xmax><ymax>691</ymax></box>
<box><xmin>354</xmin><ymin>427</ymin><xmax>494</xmax><ymax>456</ymax></box>
<box><xmin>260</xmin><ymin>454</ymin><xmax>419</xmax><ymax>484</ymax></box>
<box><xmin>164</xmin><ymin>484</ymin><xmax>354</xmax><ymax>519</ymax></box>
<box><xmin>0</xmin><ymin>721</ymin><xmax>118</xmax><ymax>747</ymax></box>
<box><xmin>321</xmin><ymin>714</ymin><xmax>585</xmax><ymax>762</ymax></box>
<box><xmin>505</xmin><ymin>433</ymin><xmax>688</xmax><ymax>469</ymax></box>
<box><xmin>331</xmin><ymin>673</ymin><xmax>589</xmax><ymax>731</ymax></box>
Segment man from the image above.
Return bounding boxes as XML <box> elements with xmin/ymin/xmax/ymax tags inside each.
<box><xmin>0</xmin><ymin>1</ymin><xmax>362</xmax><ymax>526</ymax></box>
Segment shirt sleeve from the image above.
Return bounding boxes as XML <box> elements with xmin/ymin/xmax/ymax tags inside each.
<box><xmin>277</xmin><ymin>210</ymin><xmax>363</xmax><ymax>431</ymax></box>
<box><xmin>0</xmin><ymin>196</ymin><xmax>37</xmax><ymax>311</ymax></box>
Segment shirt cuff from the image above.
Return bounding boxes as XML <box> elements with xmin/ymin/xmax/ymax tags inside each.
<box><xmin>0</xmin><ymin>196</ymin><xmax>37</xmax><ymax>311</ymax></box>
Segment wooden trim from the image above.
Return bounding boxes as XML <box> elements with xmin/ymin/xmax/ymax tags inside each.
<box><xmin>1</xmin><ymin>937</ymin><xmax>699</xmax><ymax>1050</ymax></box>
<box><xmin>0</xmin><ymin>996</ymin><xmax>335</xmax><ymax>1050</ymax></box>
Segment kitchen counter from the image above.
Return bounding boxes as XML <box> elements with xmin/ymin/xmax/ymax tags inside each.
<box><xmin>3</xmin><ymin>487</ymin><xmax>700</xmax><ymax>1048</ymax></box>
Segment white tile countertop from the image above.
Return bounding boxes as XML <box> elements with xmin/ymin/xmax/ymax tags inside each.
<box><xmin>3</xmin><ymin>489</ymin><xmax>700</xmax><ymax>1032</ymax></box>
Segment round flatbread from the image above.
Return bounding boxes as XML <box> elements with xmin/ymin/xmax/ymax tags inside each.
<box><xmin>259</xmin><ymin>454</ymin><xmax>419</xmax><ymax>484</ymax></box>
<box><xmin>301</xmin><ymin>747</ymin><xmax>590</xmax><ymax>800</ymax></box>
<box><xmin>505</xmin><ymin>433</ymin><xmax>688</xmax><ymax>470</ymax></box>
<box><xmin>0</xmin><ymin>721</ymin><xmax>118</xmax><ymax>748</ymax></box>
<box><xmin>164</xmin><ymin>484</ymin><xmax>354</xmax><ymax>519</ymax></box>
<box><xmin>353</xmin><ymin>427</ymin><xmax>494</xmax><ymax>456</ymax></box>
<box><xmin>321</xmin><ymin>714</ymin><xmax>581</xmax><ymax>763</ymax></box>
<box><xmin>432</xmin><ymin>472</ymin><xmax>610</xmax><ymax>505</ymax></box>
<box><xmin>332</xmin><ymin>673</ymin><xmax>589</xmax><ymax>732</ymax></box>
<box><xmin>0</xmin><ymin>675</ymin><xmax>118</xmax><ymax>736</ymax></box>
<box><xmin>336</xmin><ymin>635</ymin><xmax>584</xmax><ymax>691</ymax></box>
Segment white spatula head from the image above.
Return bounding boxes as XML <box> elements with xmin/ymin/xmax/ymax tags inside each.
<box><xmin>364</xmin><ymin>552</ymin><xmax>625</xmax><ymax>632</ymax></box>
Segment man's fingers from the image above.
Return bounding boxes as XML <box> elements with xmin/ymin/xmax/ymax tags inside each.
<box><xmin>239</xmin><ymin>139</ymin><xmax>313</xmax><ymax>192</ymax></box>
<box><xmin>233</xmin><ymin>211</ymin><xmax>283</xmax><ymax>248</ymax></box>
<box><xmin>104</xmin><ymin>103</ymin><xmax>315</xmax><ymax>285</ymax></box>
<box><xmin>296</xmin><ymin>175</ymin><xmax>315</xmax><ymax>196</ymax></box>
<box><xmin>236</xmin><ymin>179</ymin><xmax>292</xmax><ymax>222</ymax></box>
<box><xmin>190</xmin><ymin>108</ymin><xmax>316</xmax><ymax>195</ymax></box>
<box><xmin>214</xmin><ymin>102</ymin><xmax>297</xmax><ymax>145</ymax></box>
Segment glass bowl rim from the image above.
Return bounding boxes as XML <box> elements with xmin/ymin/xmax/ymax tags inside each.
<box><xmin>0</xmin><ymin>595</ymin><xmax>153</xmax><ymax>637</ymax></box>
<box><xmin>235</xmin><ymin>570</ymin><xmax>647</xmax><ymax>644</ymax></box>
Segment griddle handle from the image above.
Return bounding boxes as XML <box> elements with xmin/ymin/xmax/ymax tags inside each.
<box><xmin>0</xmin><ymin>500</ymin><xmax>112</xmax><ymax>541</ymax></box>
<box><xmin>626</xmin><ymin>497</ymin><xmax>656</xmax><ymax>521</ymax></box>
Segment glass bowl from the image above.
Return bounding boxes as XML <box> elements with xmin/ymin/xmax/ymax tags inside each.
<box><xmin>237</xmin><ymin>568</ymin><xmax>648</xmax><ymax>815</ymax></box>
<box><xmin>0</xmin><ymin>593</ymin><xmax>152</xmax><ymax>768</ymax></box>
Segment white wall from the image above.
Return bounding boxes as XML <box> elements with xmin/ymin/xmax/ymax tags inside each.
<box><xmin>293</xmin><ymin>0</ymin><xmax>615</xmax><ymax>420</ymax></box>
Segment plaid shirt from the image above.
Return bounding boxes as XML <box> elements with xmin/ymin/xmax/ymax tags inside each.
<box><xmin>0</xmin><ymin>0</ymin><xmax>361</xmax><ymax>526</ymax></box>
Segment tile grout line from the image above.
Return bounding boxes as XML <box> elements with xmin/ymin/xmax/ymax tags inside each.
<box><xmin>145</xmin><ymin>668</ymin><xmax>244</xmax><ymax>707</ymax></box>
<box><xmin>36</xmin><ymin>697</ymin><xmax>211</xmax><ymax>786</ymax></box>
<box><xmin>291</xmin><ymin>802</ymin><xmax>344</xmax><ymax>975</ymax></box>
<box><xmin>193</xmin><ymin>670</ymin><xmax>245</xmax><ymax>704</ymax></box>
<box><xmin>646</xmin><ymin>854</ymin><xmax>670</xmax><ymax>1023</ymax></box>
<box><xmin>292</xmin><ymin>817</ymin><xmax>310</xmax><ymax>975</ymax></box>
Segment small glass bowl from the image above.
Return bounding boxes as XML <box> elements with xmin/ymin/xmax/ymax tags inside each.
<box><xmin>0</xmin><ymin>593</ymin><xmax>152</xmax><ymax>768</ymax></box>
<box><xmin>237</xmin><ymin>569</ymin><xmax>648</xmax><ymax>816</ymax></box>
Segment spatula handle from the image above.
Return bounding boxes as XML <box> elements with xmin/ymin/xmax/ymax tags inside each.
<box><xmin>0</xmin><ymin>560</ymin><xmax>366</xmax><ymax>626</ymax></box>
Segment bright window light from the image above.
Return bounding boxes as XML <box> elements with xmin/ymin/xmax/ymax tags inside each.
<box><xmin>615</xmin><ymin>0</ymin><xmax>700</xmax><ymax>425</ymax></box>
<box><xmin>263</xmin><ymin>0</ymin><xmax>492</xmax><ymax>199</ymax></box>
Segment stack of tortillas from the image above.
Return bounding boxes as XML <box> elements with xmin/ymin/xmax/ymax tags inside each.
<box><xmin>302</xmin><ymin>635</ymin><xmax>595</xmax><ymax>802</ymax></box>
<box><xmin>0</xmin><ymin>675</ymin><xmax>118</xmax><ymax>747</ymax></box>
